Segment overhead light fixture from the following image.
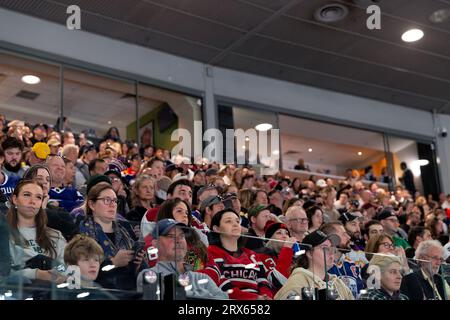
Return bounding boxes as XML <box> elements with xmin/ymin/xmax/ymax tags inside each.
<box><xmin>255</xmin><ymin>123</ymin><xmax>272</xmax><ymax>131</ymax></box>
<box><xmin>107</xmin><ymin>121</ymin><xmax>112</xmax><ymax>125</ymax></box>
<box><xmin>242</xmin><ymin>145</ymin><xmax>246</xmax><ymax>149</ymax></box>
<box><xmin>245</xmin><ymin>137</ymin><xmax>250</xmax><ymax>142</ymax></box>
<box><xmin>429</xmin><ymin>9</ymin><xmax>450</xmax><ymax>24</ymax></box>
<box><xmin>357</xmin><ymin>152</ymin><xmax>362</xmax><ymax>156</ymax></box>
<box><xmin>21</xmin><ymin>75</ymin><xmax>41</xmax><ymax>84</ymax></box>
<box><xmin>314</xmin><ymin>4</ymin><xmax>349</xmax><ymax>23</ymax></box>
<box><xmin>308</xmin><ymin>148</ymin><xmax>313</xmax><ymax>152</ymax></box>
<box><xmin>401</xmin><ymin>29</ymin><xmax>424</xmax><ymax>42</ymax></box>
<box><xmin>416</xmin><ymin>159</ymin><xmax>429</xmax><ymax>166</ymax></box>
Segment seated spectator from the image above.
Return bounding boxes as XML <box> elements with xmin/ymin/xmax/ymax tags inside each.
<box><xmin>28</xmin><ymin>142</ymin><xmax>50</xmax><ymax>166</ymax></box>
<box><xmin>47</xmin><ymin>138</ymin><xmax>62</xmax><ymax>156</ymax></box>
<box><xmin>200</xmin><ymin>209</ymin><xmax>273</xmax><ymax>300</ymax></box>
<box><xmin>243</xmin><ymin>204</ymin><xmax>273</xmax><ymax>251</ymax></box>
<box><xmin>363</xmin><ymin>220</ymin><xmax>384</xmax><ymax>242</ymax></box>
<box><xmin>123</xmin><ymin>154</ymin><xmax>141</xmax><ymax>184</ymax></box>
<box><xmin>63</xmin><ymin>157</ymin><xmax>76</xmax><ymax>187</ymax></box>
<box><xmin>253</xmin><ymin>189</ymin><xmax>269</xmax><ymax>206</ymax></box>
<box><xmin>23</xmin><ymin>164</ymin><xmax>79</xmax><ymax>241</ymax></box>
<box><xmin>320</xmin><ymin>222</ymin><xmax>365</xmax><ymax>298</ymax></box>
<box><xmin>46</xmin><ymin>154</ymin><xmax>84</xmax><ymax>212</ymax></box>
<box><xmin>200</xmin><ymin>195</ymin><xmax>225</xmax><ymax>229</ymax></box>
<box><xmin>425</xmin><ymin>214</ymin><xmax>445</xmax><ymax>240</ymax></box>
<box><xmin>285</xmin><ymin>206</ymin><xmax>308</xmax><ymax>243</ymax></box>
<box><xmin>142</xmin><ymin>157</ymin><xmax>165</xmax><ymax>180</ymax></box>
<box><xmin>401</xmin><ymin>210</ymin><xmax>421</xmax><ymax>235</ymax></box>
<box><xmin>294</xmin><ymin>158</ymin><xmax>310</xmax><ymax>171</ymax></box>
<box><xmin>256</xmin><ymin>221</ymin><xmax>296</xmax><ymax>292</ymax></box>
<box><xmin>126</xmin><ymin>174</ymin><xmax>155</xmax><ymax>224</ymax></box>
<box><xmin>79</xmin><ymin>182</ymin><xmax>146</xmax><ymax>290</ymax></box>
<box><xmin>275</xmin><ymin>230</ymin><xmax>353</xmax><ymax>300</ymax></box>
<box><xmin>2</xmin><ymin>137</ymin><xmax>26</xmax><ymax>179</ymax></box>
<box><xmin>75</xmin><ymin>143</ymin><xmax>97</xmax><ymax>190</ymax></box>
<box><xmin>306</xmin><ymin>205</ymin><xmax>324</xmax><ymax>234</ymax></box>
<box><xmin>401</xmin><ymin>240</ymin><xmax>449</xmax><ymax>300</ymax></box>
<box><xmin>377</xmin><ymin>209</ymin><xmax>411</xmax><ymax>249</ymax></box>
<box><xmin>268</xmin><ymin>190</ymin><xmax>283</xmax><ymax>216</ymax></box>
<box><xmin>137</xmin><ymin>219</ymin><xmax>227</xmax><ymax>299</ymax></box>
<box><xmin>339</xmin><ymin>211</ymin><xmax>365</xmax><ymax>251</ymax></box>
<box><xmin>359</xmin><ymin>254</ymin><xmax>409</xmax><ymax>300</ymax></box>
<box><xmin>282</xmin><ymin>197</ymin><xmax>304</xmax><ymax>215</ymax></box>
<box><xmin>406</xmin><ymin>226</ymin><xmax>432</xmax><ymax>259</ymax></box>
<box><xmin>7</xmin><ymin>180</ymin><xmax>67</xmax><ymax>284</ymax></box>
<box><xmin>0</xmin><ymin>147</ymin><xmax>19</xmax><ymax>199</ymax></box>
<box><xmin>64</xmin><ymin>234</ymin><xmax>104</xmax><ymax>288</ymax></box>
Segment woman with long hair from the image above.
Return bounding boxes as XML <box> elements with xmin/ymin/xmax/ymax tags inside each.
<box><xmin>126</xmin><ymin>174</ymin><xmax>155</xmax><ymax>223</ymax></box>
<box><xmin>7</xmin><ymin>180</ymin><xmax>67</xmax><ymax>283</ymax></box>
<box><xmin>79</xmin><ymin>182</ymin><xmax>146</xmax><ymax>290</ymax></box>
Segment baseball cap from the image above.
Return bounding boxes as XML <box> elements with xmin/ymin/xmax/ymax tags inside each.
<box><xmin>247</xmin><ymin>204</ymin><xmax>270</xmax><ymax>220</ymax></box>
<box><xmin>152</xmin><ymin>219</ymin><xmax>187</xmax><ymax>239</ymax></box>
<box><xmin>377</xmin><ymin>208</ymin><xmax>397</xmax><ymax>221</ymax></box>
<box><xmin>200</xmin><ymin>195</ymin><xmax>223</xmax><ymax>212</ymax></box>
<box><xmin>32</xmin><ymin>142</ymin><xmax>51</xmax><ymax>160</ymax></box>
<box><xmin>205</xmin><ymin>168</ymin><xmax>218</xmax><ymax>177</ymax></box>
<box><xmin>339</xmin><ymin>211</ymin><xmax>359</xmax><ymax>223</ymax></box>
<box><xmin>86</xmin><ymin>175</ymin><xmax>112</xmax><ymax>196</ymax></box>
<box><xmin>302</xmin><ymin>230</ymin><xmax>340</xmax><ymax>250</ymax></box>
<box><xmin>165</xmin><ymin>163</ymin><xmax>182</xmax><ymax>174</ymax></box>
<box><xmin>316</xmin><ymin>179</ymin><xmax>327</xmax><ymax>188</ymax></box>
<box><xmin>47</xmin><ymin>138</ymin><xmax>61</xmax><ymax>147</ymax></box>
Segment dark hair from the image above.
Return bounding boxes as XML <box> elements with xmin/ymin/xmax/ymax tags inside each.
<box><xmin>157</xmin><ymin>198</ymin><xmax>192</xmax><ymax>226</ymax></box>
<box><xmin>85</xmin><ymin>182</ymin><xmax>115</xmax><ymax>216</ymax></box>
<box><xmin>167</xmin><ymin>179</ymin><xmax>193</xmax><ymax>196</ymax></box>
<box><xmin>146</xmin><ymin>157</ymin><xmax>164</xmax><ymax>168</ymax></box>
<box><xmin>23</xmin><ymin>164</ymin><xmax>52</xmax><ymax>187</ymax></box>
<box><xmin>363</xmin><ymin>220</ymin><xmax>382</xmax><ymax>236</ymax></box>
<box><xmin>320</xmin><ymin>221</ymin><xmax>343</xmax><ymax>236</ymax></box>
<box><xmin>88</xmin><ymin>158</ymin><xmax>106</xmax><ymax>173</ymax></box>
<box><xmin>6</xmin><ymin>180</ymin><xmax>57</xmax><ymax>258</ymax></box>
<box><xmin>365</xmin><ymin>233</ymin><xmax>394</xmax><ymax>261</ymax></box>
<box><xmin>252</xmin><ymin>189</ymin><xmax>268</xmax><ymax>203</ymax></box>
<box><xmin>408</xmin><ymin>226</ymin><xmax>426</xmax><ymax>247</ymax></box>
<box><xmin>306</xmin><ymin>205</ymin><xmax>323</xmax><ymax>229</ymax></box>
<box><xmin>209</xmin><ymin>209</ymin><xmax>240</xmax><ymax>246</ymax></box>
<box><xmin>1</xmin><ymin>137</ymin><xmax>24</xmax><ymax>152</ymax></box>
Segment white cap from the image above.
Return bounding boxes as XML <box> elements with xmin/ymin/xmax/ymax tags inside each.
<box><xmin>316</xmin><ymin>179</ymin><xmax>327</xmax><ymax>188</ymax></box>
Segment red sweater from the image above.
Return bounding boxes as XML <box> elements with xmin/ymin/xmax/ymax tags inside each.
<box><xmin>199</xmin><ymin>245</ymin><xmax>273</xmax><ymax>300</ymax></box>
<box><xmin>257</xmin><ymin>246</ymin><xmax>293</xmax><ymax>279</ymax></box>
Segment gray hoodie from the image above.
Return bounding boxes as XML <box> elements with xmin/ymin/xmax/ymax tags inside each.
<box><xmin>137</xmin><ymin>261</ymin><xmax>228</xmax><ymax>300</ymax></box>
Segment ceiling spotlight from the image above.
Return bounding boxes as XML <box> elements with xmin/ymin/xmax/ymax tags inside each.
<box><xmin>107</xmin><ymin>121</ymin><xmax>112</xmax><ymax>125</ymax></box>
<box><xmin>245</xmin><ymin>137</ymin><xmax>250</xmax><ymax>142</ymax></box>
<box><xmin>308</xmin><ymin>148</ymin><xmax>313</xmax><ymax>152</ymax></box>
<box><xmin>416</xmin><ymin>159</ymin><xmax>429</xmax><ymax>166</ymax></box>
<box><xmin>255</xmin><ymin>123</ymin><xmax>273</xmax><ymax>131</ymax></box>
<box><xmin>242</xmin><ymin>145</ymin><xmax>246</xmax><ymax>149</ymax></box>
<box><xmin>357</xmin><ymin>152</ymin><xmax>362</xmax><ymax>156</ymax></box>
<box><xmin>429</xmin><ymin>9</ymin><xmax>450</xmax><ymax>24</ymax></box>
<box><xmin>21</xmin><ymin>75</ymin><xmax>41</xmax><ymax>84</ymax></box>
<box><xmin>401</xmin><ymin>29</ymin><xmax>424</xmax><ymax>42</ymax></box>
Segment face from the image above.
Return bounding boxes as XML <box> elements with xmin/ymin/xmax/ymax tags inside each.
<box><xmin>422</xmin><ymin>229</ymin><xmax>432</xmax><ymax>241</ymax></box>
<box><xmin>193</xmin><ymin>172</ymin><xmax>206</xmax><ymax>185</ymax></box>
<box><xmin>368</xmin><ymin>224</ymin><xmax>384</xmax><ymax>239</ymax></box>
<box><xmin>286</xmin><ymin>208</ymin><xmax>308</xmax><ymax>233</ymax></box>
<box><xmin>339</xmin><ymin>194</ymin><xmax>348</xmax><ymax>204</ymax></box>
<box><xmin>157</xmin><ymin>227</ymin><xmax>187</xmax><ymax>262</ymax></box>
<box><xmin>231</xmin><ymin>197</ymin><xmax>241</xmax><ymax>214</ymax></box>
<box><xmin>334</xmin><ymin>225</ymin><xmax>351</xmax><ymax>249</ymax></box>
<box><xmin>381</xmin><ymin>262</ymin><xmax>403</xmax><ymax>293</ymax></box>
<box><xmin>4</xmin><ymin>147</ymin><xmax>22</xmax><ymax>167</ymax></box>
<box><xmin>93</xmin><ymin>161</ymin><xmax>108</xmax><ymax>176</ymax></box>
<box><xmin>65</xmin><ymin>162</ymin><xmax>76</xmax><ymax>184</ymax></box>
<box><xmin>47</xmin><ymin>156</ymin><xmax>66</xmax><ymax>184</ymax></box>
<box><xmin>199</xmin><ymin>188</ymin><xmax>218</xmax><ymax>203</ymax></box>
<box><xmin>345</xmin><ymin>220</ymin><xmax>361</xmax><ymax>239</ymax></box>
<box><xmin>272</xmin><ymin>228</ymin><xmax>289</xmax><ymax>242</ymax></box>
<box><xmin>208</xmin><ymin>201</ymin><xmax>225</xmax><ymax>219</ymax></box>
<box><xmin>85</xmin><ymin>150</ymin><xmax>98</xmax><ymax>162</ymax></box>
<box><xmin>138</xmin><ymin>179</ymin><xmax>155</xmax><ymax>201</ymax></box>
<box><xmin>12</xmin><ymin>183</ymin><xmax>43</xmax><ymax>220</ymax></box>
<box><xmin>377</xmin><ymin>237</ymin><xmax>395</xmax><ymax>254</ymax></box>
<box><xmin>172</xmin><ymin>202</ymin><xmax>189</xmax><ymax>225</ymax></box>
<box><xmin>311</xmin><ymin>210</ymin><xmax>323</xmax><ymax>228</ymax></box>
<box><xmin>382</xmin><ymin>217</ymin><xmax>399</xmax><ymax>234</ymax></box>
<box><xmin>107</xmin><ymin>174</ymin><xmax>122</xmax><ymax>192</ymax></box>
<box><xmin>214</xmin><ymin>212</ymin><xmax>241</xmax><ymax>239</ymax></box>
<box><xmin>89</xmin><ymin>189</ymin><xmax>117</xmax><ymax>222</ymax></box>
<box><xmin>269</xmin><ymin>192</ymin><xmax>283</xmax><ymax>207</ymax></box>
<box><xmin>172</xmin><ymin>185</ymin><xmax>193</xmax><ymax>205</ymax></box>
<box><xmin>35</xmin><ymin>168</ymin><xmax>51</xmax><ymax>195</ymax></box>
<box><xmin>310</xmin><ymin>240</ymin><xmax>335</xmax><ymax>271</ymax></box>
<box><xmin>421</xmin><ymin>246</ymin><xmax>444</xmax><ymax>274</ymax></box>
<box><xmin>252</xmin><ymin>209</ymin><xmax>272</xmax><ymax>232</ymax></box>
<box><xmin>77</xmin><ymin>255</ymin><xmax>100</xmax><ymax>281</ymax></box>
<box><xmin>150</xmin><ymin>161</ymin><xmax>164</xmax><ymax>179</ymax></box>
<box><xmin>255</xmin><ymin>192</ymin><xmax>268</xmax><ymax>205</ymax></box>
<box><xmin>65</xmin><ymin>133</ymin><xmax>75</xmax><ymax>145</ymax></box>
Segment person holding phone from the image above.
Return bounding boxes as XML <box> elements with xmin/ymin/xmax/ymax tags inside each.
<box><xmin>79</xmin><ymin>182</ymin><xmax>147</xmax><ymax>290</ymax></box>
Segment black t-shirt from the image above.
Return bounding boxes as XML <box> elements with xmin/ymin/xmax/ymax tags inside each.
<box><xmin>105</xmin><ymin>232</ymin><xmax>116</xmax><ymax>245</ymax></box>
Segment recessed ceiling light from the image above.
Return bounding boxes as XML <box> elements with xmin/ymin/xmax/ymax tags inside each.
<box><xmin>358</xmin><ymin>152</ymin><xmax>362</xmax><ymax>156</ymax></box>
<box><xmin>308</xmin><ymin>148</ymin><xmax>313</xmax><ymax>152</ymax></box>
<box><xmin>401</xmin><ymin>29</ymin><xmax>424</xmax><ymax>42</ymax></box>
<box><xmin>416</xmin><ymin>159</ymin><xmax>429</xmax><ymax>166</ymax></box>
<box><xmin>429</xmin><ymin>9</ymin><xmax>450</xmax><ymax>24</ymax></box>
<box><xmin>255</xmin><ymin>123</ymin><xmax>272</xmax><ymax>131</ymax></box>
<box><xmin>107</xmin><ymin>121</ymin><xmax>112</xmax><ymax>125</ymax></box>
<box><xmin>21</xmin><ymin>75</ymin><xmax>40</xmax><ymax>84</ymax></box>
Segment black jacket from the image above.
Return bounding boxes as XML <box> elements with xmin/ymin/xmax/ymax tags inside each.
<box><xmin>400</xmin><ymin>269</ymin><xmax>447</xmax><ymax>300</ymax></box>
<box><xmin>242</xmin><ymin>228</ymin><xmax>266</xmax><ymax>251</ymax></box>
<box><xmin>46</xmin><ymin>206</ymin><xmax>79</xmax><ymax>241</ymax></box>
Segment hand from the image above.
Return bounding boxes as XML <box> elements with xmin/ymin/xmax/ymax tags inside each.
<box><xmin>134</xmin><ymin>249</ymin><xmax>146</xmax><ymax>271</ymax></box>
<box><xmin>36</xmin><ymin>270</ymin><xmax>67</xmax><ymax>284</ymax></box>
<box><xmin>42</xmin><ymin>194</ymin><xmax>49</xmax><ymax>209</ymax></box>
<box><xmin>111</xmin><ymin>250</ymin><xmax>134</xmax><ymax>267</ymax></box>
<box><xmin>395</xmin><ymin>247</ymin><xmax>410</xmax><ymax>272</ymax></box>
<box><xmin>283</xmin><ymin>237</ymin><xmax>298</xmax><ymax>248</ymax></box>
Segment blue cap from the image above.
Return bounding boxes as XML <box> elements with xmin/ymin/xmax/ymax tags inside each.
<box><xmin>152</xmin><ymin>218</ymin><xmax>187</xmax><ymax>238</ymax></box>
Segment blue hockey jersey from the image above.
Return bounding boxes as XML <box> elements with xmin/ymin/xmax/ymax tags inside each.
<box><xmin>49</xmin><ymin>187</ymin><xmax>84</xmax><ymax>212</ymax></box>
<box><xmin>0</xmin><ymin>172</ymin><xmax>19</xmax><ymax>199</ymax></box>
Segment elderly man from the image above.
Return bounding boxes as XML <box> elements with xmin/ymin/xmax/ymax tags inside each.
<box><xmin>136</xmin><ymin>219</ymin><xmax>227</xmax><ymax>300</ymax></box>
<box><xmin>401</xmin><ymin>240</ymin><xmax>449</xmax><ymax>300</ymax></box>
<box><xmin>285</xmin><ymin>206</ymin><xmax>308</xmax><ymax>242</ymax></box>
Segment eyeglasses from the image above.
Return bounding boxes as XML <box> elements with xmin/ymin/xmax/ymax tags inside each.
<box><xmin>96</xmin><ymin>197</ymin><xmax>119</xmax><ymax>205</ymax></box>
<box><xmin>163</xmin><ymin>233</ymin><xmax>186</xmax><ymax>240</ymax></box>
<box><xmin>379</xmin><ymin>242</ymin><xmax>395</xmax><ymax>250</ymax></box>
<box><xmin>289</xmin><ymin>218</ymin><xmax>309</xmax><ymax>223</ymax></box>
<box><xmin>423</xmin><ymin>255</ymin><xmax>445</xmax><ymax>263</ymax></box>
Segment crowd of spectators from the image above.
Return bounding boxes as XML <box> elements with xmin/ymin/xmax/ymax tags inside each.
<box><xmin>0</xmin><ymin>115</ymin><xmax>449</xmax><ymax>300</ymax></box>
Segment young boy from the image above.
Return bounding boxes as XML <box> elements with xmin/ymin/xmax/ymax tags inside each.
<box><xmin>64</xmin><ymin>234</ymin><xmax>104</xmax><ymax>288</ymax></box>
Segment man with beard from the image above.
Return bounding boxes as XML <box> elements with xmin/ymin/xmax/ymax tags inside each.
<box><xmin>339</xmin><ymin>211</ymin><xmax>369</xmax><ymax>268</ymax></box>
<box><xmin>1</xmin><ymin>137</ymin><xmax>26</xmax><ymax>179</ymax></box>
<box><xmin>320</xmin><ymin>222</ymin><xmax>365</xmax><ymax>299</ymax></box>
<box><xmin>0</xmin><ymin>147</ymin><xmax>19</xmax><ymax>199</ymax></box>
